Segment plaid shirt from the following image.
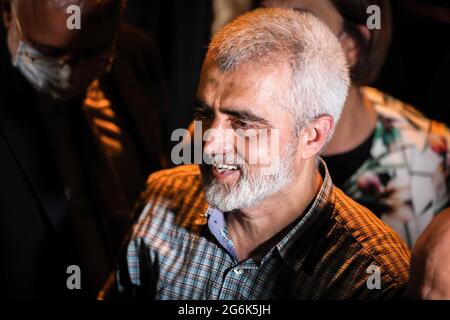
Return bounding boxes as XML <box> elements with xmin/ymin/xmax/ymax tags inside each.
<box><xmin>104</xmin><ymin>160</ymin><xmax>410</xmax><ymax>300</ymax></box>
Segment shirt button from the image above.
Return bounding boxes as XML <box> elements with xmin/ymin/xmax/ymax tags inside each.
<box><xmin>234</xmin><ymin>267</ymin><xmax>244</xmax><ymax>275</ymax></box>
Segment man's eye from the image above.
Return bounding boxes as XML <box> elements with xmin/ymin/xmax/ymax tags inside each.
<box><xmin>233</xmin><ymin>120</ymin><xmax>251</xmax><ymax>130</ymax></box>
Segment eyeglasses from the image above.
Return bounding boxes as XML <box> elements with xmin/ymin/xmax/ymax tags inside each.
<box><xmin>12</xmin><ymin>2</ymin><xmax>117</xmax><ymax>68</ymax></box>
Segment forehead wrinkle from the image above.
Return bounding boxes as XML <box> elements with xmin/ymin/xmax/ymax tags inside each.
<box><xmin>199</xmin><ymin>59</ymin><xmax>291</xmax><ymax>120</ymax></box>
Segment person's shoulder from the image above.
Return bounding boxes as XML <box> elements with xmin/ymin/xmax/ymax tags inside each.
<box><xmin>144</xmin><ymin>164</ymin><xmax>203</xmax><ymax>195</ymax></box>
<box><xmin>363</xmin><ymin>86</ymin><xmax>450</xmax><ymax>166</ymax></box>
<box><xmin>331</xmin><ymin>187</ymin><xmax>410</xmax><ymax>287</ymax></box>
<box><xmin>332</xmin><ymin>187</ymin><xmax>409</xmax><ymax>254</ymax></box>
<box><xmin>363</xmin><ymin>86</ymin><xmax>450</xmax><ymax>139</ymax></box>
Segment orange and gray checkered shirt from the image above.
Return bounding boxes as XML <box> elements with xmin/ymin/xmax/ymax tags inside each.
<box><xmin>105</xmin><ymin>160</ymin><xmax>410</xmax><ymax>300</ymax></box>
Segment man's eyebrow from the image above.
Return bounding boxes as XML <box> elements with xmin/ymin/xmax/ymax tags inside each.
<box><xmin>195</xmin><ymin>100</ymin><xmax>212</xmax><ymax>113</ymax></box>
<box><xmin>195</xmin><ymin>99</ymin><xmax>271</xmax><ymax>126</ymax></box>
<box><xmin>220</xmin><ymin>107</ymin><xmax>270</xmax><ymax>125</ymax></box>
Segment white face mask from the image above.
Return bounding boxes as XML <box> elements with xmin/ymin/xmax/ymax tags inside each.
<box><xmin>13</xmin><ymin>40</ymin><xmax>114</xmax><ymax>100</ymax></box>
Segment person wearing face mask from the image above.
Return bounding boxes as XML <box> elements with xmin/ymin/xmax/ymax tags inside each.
<box><xmin>0</xmin><ymin>0</ymin><xmax>168</xmax><ymax>299</ymax></box>
<box><xmin>262</xmin><ymin>0</ymin><xmax>450</xmax><ymax>247</ymax></box>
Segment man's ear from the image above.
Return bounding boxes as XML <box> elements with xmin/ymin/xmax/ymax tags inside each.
<box><xmin>340</xmin><ymin>25</ymin><xmax>370</xmax><ymax>68</ymax></box>
<box><xmin>1</xmin><ymin>0</ymin><xmax>13</xmax><ymax>29</ymax></box>
<box><xmin>299</xmin><ymin>115</ymin><xmax>334</xmax><ymax>160</ymax></box>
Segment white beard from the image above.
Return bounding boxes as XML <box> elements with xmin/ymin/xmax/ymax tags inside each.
<box><xmin>201</xmin><ymin>144</ymin><xmax>296</xmax><ymax>212</ymax></box>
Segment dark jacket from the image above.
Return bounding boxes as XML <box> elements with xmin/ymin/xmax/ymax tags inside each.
<box><xmin>0</xmin><ymin>24</ymin><xmax>168</xmax><ymax>299</ymax></box>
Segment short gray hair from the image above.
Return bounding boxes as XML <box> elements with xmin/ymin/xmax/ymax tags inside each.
<box><xmin>206</xmin><ymin>7</ymin><xmax>350</xmax><ymax>134</ymax></box>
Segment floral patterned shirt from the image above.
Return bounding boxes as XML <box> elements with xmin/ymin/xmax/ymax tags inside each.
<box><xmin>337</xmin><ymin>87</ymin><xmax>450</xmax><ymax>247</ymax></box>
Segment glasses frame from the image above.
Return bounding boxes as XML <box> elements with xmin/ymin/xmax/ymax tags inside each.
<box><xmin>12</xmin><ymin>2</ymin><xmax>117</xmax><ymax>69</ymax></box>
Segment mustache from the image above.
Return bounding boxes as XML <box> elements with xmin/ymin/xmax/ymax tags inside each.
<box><xmin>203</xmin><ymin>152</ymin><xmax>246</xmax><ymax>168</ymax></box>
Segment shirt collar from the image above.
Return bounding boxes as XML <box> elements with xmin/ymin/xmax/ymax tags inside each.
<box><xmin>207</xmin><ymin>207</ymin><xmax>238</xmax><ymax>260</ymax></box>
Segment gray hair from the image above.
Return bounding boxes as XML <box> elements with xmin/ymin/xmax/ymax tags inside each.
<box><xmin>206</xmin><ymin>7</ymin><xmax>350</xmax><ymax>134</ymax></box>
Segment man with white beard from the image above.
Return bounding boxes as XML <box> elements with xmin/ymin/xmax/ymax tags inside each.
<box><xmin>103</xmin><ymin>8</ymin><xmax>410</xmax><ymax>300</ymax></box>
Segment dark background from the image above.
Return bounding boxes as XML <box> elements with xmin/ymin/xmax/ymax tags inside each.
<box><xmin>375</xmin><ymin>0</ymin><xmax>450</xmax><ymax>125</ymax></box>
<box><xmin>1</xmin><ymin>0</ymin><xmax>449</xmax><ymax>130</ymax></box>
<box><xmin>123</xmin><ymin>0</ymin><xmax>213</xmax><ymax>135</ymax></box>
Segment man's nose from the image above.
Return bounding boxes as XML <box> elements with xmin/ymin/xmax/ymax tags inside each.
<box><xmin>203</xmin><ymin>120</ymin><xmax>234</xmax><ymax>157</ymax></box>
